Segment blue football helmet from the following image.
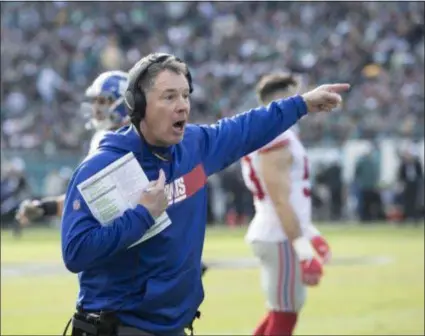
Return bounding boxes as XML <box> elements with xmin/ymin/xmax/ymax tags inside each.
<box><xmin>81</xmin><ymin>71</ymin><xmax>129</xmax><ymax>131</ymax></box>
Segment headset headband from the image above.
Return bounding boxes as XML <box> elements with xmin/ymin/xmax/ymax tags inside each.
<box><xmin>124</xmin><ymin>53</ymin><xmax>193</xmax><ymax>115</ymax></box>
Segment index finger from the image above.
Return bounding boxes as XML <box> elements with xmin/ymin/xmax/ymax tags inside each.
<box><xmin>324</xmin><ymin>83</ymin><xmax>351</xmax><ymax>93</ymax></box>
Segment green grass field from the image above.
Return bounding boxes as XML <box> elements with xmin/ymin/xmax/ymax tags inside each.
<box><xmin>1</xmin><ymin>223</ymin><xmax>424</xmax><ymax>335</ymax></box>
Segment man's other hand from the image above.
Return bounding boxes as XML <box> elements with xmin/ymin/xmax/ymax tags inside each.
<box><xmin>302</xmin><ymin>83</ymin><xmax>350</xmax><ymax>113</ymax></box>
<box><xmin>139</xmin><ymin>169</ymin><xmax>169</xmax><ymax>218</ymax></box>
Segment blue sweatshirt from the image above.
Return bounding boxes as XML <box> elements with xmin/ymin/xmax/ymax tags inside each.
<box><xmin>61</xmin><ymin>96</ymin><xmax>307</xmax><ymax>335</ymax></box>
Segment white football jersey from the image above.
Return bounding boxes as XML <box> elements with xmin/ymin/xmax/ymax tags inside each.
<box><xmin>242</xmin><ymin>128</ymin><xmax>318</xmax><ymax>242</ymax></box>
<box><xmin>88</xmin><ymin>130</ymin><xmax>108</xmax><ymax>155</ymax></box>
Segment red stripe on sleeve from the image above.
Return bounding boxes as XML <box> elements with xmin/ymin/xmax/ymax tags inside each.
<box><xmin>183</xmin><ymin>164</ymin><xmax>207</xmax><ymax>198</ymax></box>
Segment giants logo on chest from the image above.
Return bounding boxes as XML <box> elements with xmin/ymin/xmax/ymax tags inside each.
<box><xmin>164</xmin><ymin>164</ymin><xmax>207</xmax><ymax>206</ymax></box>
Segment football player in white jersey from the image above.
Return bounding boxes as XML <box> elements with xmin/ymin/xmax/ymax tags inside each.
<box><xmin>241</xmin><ymin>73</ymin><xmax>332</xmax><ymax>336</ymax></box>
<box><xmin>16</xmin><ymin>71</ymin><xmax>130</xmax><ymax>226</ymax></box>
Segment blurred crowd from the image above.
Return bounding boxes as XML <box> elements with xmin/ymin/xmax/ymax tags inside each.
<box><xmin>1</xmin><ymin>2</ymin><xmax>424</xmax><ymax>226</ymax></box>
<box><xmin>1</xmin><ymin>2</ymin><xmax>424</xmax><ymax>152</ymax></box>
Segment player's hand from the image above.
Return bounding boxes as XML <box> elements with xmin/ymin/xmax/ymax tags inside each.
<box><xmin>311</xmin><ymin>235</ymin><xmax>332</xmax><ymax>264</ymax></box>
<box><xmin>302</xmin><ymin>83</ymin><xmax>350</xmax><ymax>113</ymax></box>
<box><xmin>15</xmin><ymin>199</ymin><xmax>45</xmax><ymax>227</ymax></box>
<box><xmin>292</xmin><ymin>236</ymin><xmax>323</xmax><ymax>286</ymax></box>
<box><xmin>139</xmin><ymin>169</ymin><xmax>168</xmax><ymax>219</ymax></box>
<box><xmin>300</xmin><ymin>257</ymin><xmax>323</xmax><ymax>286</ymax></box>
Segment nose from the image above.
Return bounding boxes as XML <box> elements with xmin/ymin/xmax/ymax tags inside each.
<box><xmin>176</xmin><ymin>96</ymin><xmax>189</xmax><ymax>114</ymax></box>
<box><xmin>92</xmin><ymin>103</ymin><xmax>104</xmax><ymax>119</ymax></box>
<box><xmin>93</xmin><ymin>106</ymin><xmax>102</xmax><ymax>117</ymax></box>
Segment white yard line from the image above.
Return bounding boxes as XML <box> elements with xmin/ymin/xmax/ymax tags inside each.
<box><xmin>1</xmin><ymin>255</ymin><xmax>394</xmax><ymax>279</ymax></box>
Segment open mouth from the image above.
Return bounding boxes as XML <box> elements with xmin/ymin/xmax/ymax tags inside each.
<box><xmin>172</xmin><ymin>120</ymin><xmax>186</xmax><ymax>132</ymax></box>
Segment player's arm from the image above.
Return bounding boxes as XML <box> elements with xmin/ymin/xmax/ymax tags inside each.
<box><xmin>16</xmin><ymin>194</ymin><xmax>66</xmax><ymax>226</ymax></box>
<box><xmin>61</xmin><ymin>160</ymin><xmax>155</xmax><ymax>274</ymax></box>
<box><xmin>260</xmin><ymin>145</ymin><xmax>323</xmax><ymax>286</ymax></box>
<box><xmin>42</xmin><ymin>194</ymin><xmax>65</xmax><ymax>216</ymax></box>
<box><xmin>199</xmin><ymin>96</ymin><xmax>308</xmax><ymax>176</ymax></box>
<box><xmin>260</xmin><ymin>145</ymin><xmax>302</xmax><ymax>242</ymax></box>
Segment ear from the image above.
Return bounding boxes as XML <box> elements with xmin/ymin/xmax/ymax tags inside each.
<box><xmin>138</xmin><ymin>118</ymin><xmax>147</xmax><ymax>136</ymax></box>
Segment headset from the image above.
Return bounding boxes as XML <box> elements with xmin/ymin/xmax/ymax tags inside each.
<box><xmin>124</xmin><ymin>53</ymin><xmax>193</xmax><ymax>126</ymax></box>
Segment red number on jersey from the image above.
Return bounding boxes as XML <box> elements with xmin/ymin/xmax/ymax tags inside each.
<box><xmin>303</xmin><ymin>156</ymin><xmax>309</xmax><ymax>180</ymax></box>
<box><xmin>243</xmin><ymin>156</ymin><xmax>265</xmax><ymax>200</ymax></box>
<box><xmin>303</xmin><ymin>156</ymin><xmax>311</xmax><ymax>197</ymax></box>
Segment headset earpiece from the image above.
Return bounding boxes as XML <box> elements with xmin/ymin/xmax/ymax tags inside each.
<box><xmin>133</xmin><ymin>88</ymin><xmax>146</xmax><ymax>120</ymax></box>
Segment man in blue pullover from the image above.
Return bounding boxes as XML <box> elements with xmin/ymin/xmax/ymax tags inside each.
<box><xmin>61</xmin><ymin>53</ymin><xmax>349</xmax><ymax>336</ymax></box>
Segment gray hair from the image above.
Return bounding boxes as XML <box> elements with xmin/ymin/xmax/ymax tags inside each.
<box><xmin>138</xmin><ymin>58</ymin><xmax>188</xmax><ymax>93</ymax></box>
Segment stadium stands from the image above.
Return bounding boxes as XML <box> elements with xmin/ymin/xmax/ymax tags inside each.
<box><xmin>1</xmin><ymin>2</ymin><xmax>424</xmax><ymax>151</ymax></box>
